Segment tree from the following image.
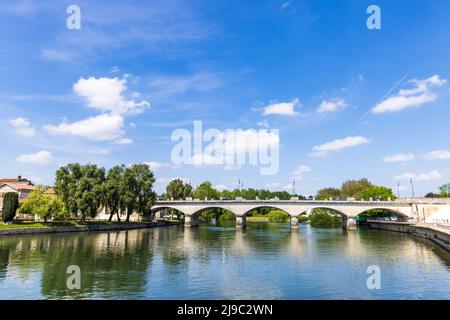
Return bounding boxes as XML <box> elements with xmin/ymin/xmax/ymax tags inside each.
<box><xmin>55</xmin><ymin>163</ymin><xmax>82</xmax><ymax>217</ymax></box>
<box><xmin>20</xmin><ymin>188</ymin><xmax>67</xmax><ymax>222</ymax></box>
<box><xmin>340</xmin><ymin>178</ymin><xmax>372</xmax><ymax>198</ymax></box>
<box><xmin>55</xmin><ymin>163</ymin><xmax>105</xmax><ymax>222</ymax></box>
<box><xmin>125</xmin><ymin>164</ymin><xmax>156</xmax><ymax>221</ymax></box>
<box><xmin>309</xmin><ymin>208</ymin><xmax>341</xmax><ymax>228</ymax></box>
<box><xmin>425</xmin><ymin>192</ymin><xmax>440</xmax><ymax>198</ymax></box>
<box><xmin>166</xmin><ymin>179</ymin><xmax>192</xmax><ymax>200</ymax></box>
<box><xmin>359</xmin><ymin>186</ymin><xmax>396</xmax><ymax>201</ymax></box>
<box><xmin>1</xmin><ymin>192</ymin><xmax>18</xmax><ymax>223</ymax></box>
<box><xmin>193</xmin><ymin>181</ymin><xmax>219</xmax><ymax>200</ymax></box>
<box><xmin>103</xmin><ymin>165</ymin><xmax>125</xmax><ymax>222</ymax></box>
<box><xmin>438</xmin><ymin>183</ymin><xmax>450</xmax><ymax>197</ymax></box>
<box><xmin>316</xmin><ymin>187</ymin><xmax>341</xmax><ymax>200</ymax></box>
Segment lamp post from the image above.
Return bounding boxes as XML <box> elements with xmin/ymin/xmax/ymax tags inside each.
<box><xmin>397</xmin><ymin>181</ymin><xmax>400</xmax><ymax>199</ymax></box>
<box><xmin>410</xmin><ymin>178</ymin><xmax>415</xmax><ymax>199</ymax></box>
<box><xmin>292</xmin><ymin>178</ymin><xmax>296</xmax><ymax>196</ymax></box>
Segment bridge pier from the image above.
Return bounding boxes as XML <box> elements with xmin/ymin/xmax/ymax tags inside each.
<box><xmin>342</xmin><ymin>216</ymin><xmax>357</xmax><ymax>230</ymax></box>
<box><xmin>236</xmin><ymin>216</ymin><xmax>246</xmax><ymax>229</ymax></box>
<box><xmin>184</xmin><ymin>215</ymin><xmax>199</xmax><ymax>228</ymax></box>
<box><xmin>290</xmin><ymin>216</ymin><xmax>299</xmax><ymax>228</ymax></box>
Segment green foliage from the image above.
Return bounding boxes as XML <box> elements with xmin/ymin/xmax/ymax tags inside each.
<box><xmin>19</xmin><ymin>188</ymin><xmax>67</xmax><ymax>221</ymax></box>
<box><xmin>267</xmin><ymin>210</ymin><xmax>289</xmax><ymax>222</ymax></box>
<box><xmin>316</xmin><ymin>187</ymin><xmax>342</xmax><ymax>200</ymax></box>
<box><xmin>55</xmin><ymin>162</ymin><xmax>156</xmax><ymax>222</ymax></box>
<box><xmin>309</xmin><ymin>208</ymin><xmax>341</xmax><ymax>228</ymax></box>
<box><xmin>166</xmin><ymin>179</ymin><xmax>192</xmax><ymax>200</ymax></box>
<box><xmin>1</xmin><ymin>192</ymin><xmax>19</xmax><ymax>222</ymax></box>
<box><xmin>193</xmin><ymin>181</ymin><xmax>219</xmax><ymax>200</ymax></box>
<box><xmin>340</xmin><ymin>178</ymin><xmax>372</xmax><ymax>198</ymax></box>
<box><xmin>359</xmin><ymin>186</ymin><xmax>396</xmax><ymax>201</ymax></box>
<box><xmin>357</xmin><ymin>209</ymin><xmax>394</xmax><ymax>221</ymax></box>
<box><xmin>55</xmin><ymin>163</ymin><xmax>105</xmax><ymax>221</ymax></box>
<box><xmin>298</xmin><ymin>215</ymin><xmax>309</xmax><ymax>223</ymax></box>
<box><xmin>425</xmin><ymin>192</ymin><xmax>440</xmax><ymax>198</ymax></box>
<box><xmin>218</xmin><ymin>210</ymin><xmax>235</xmax><ymax>221</ymax></box>
<box><xmin>439</xmin><ymin>183</ymin><xmax>450</xmax><ymax>197</ymax></box>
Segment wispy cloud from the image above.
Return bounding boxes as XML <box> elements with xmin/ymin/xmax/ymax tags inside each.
<box><xmin>373</xmin><ymin>75</ymin><xmax>446</xmax><ymax>114</ymax></box>
<box><xmin>310</xmin><ymin>136</ymin><xmax>369</xmax><ymax>157</ymax></box>
<box><xmin>423</xmin><ymin>150</ymin><xmax>450</xmax><ymax>160</ymax></box>
<box><xmin>9</xmin><ymin>117</ymin><xmax>36</xmax><ymax>137</ymax></box>
<box><xmin>262</xmin><ymin>98</ymin><xmax>300</xmax><ymax>116</ymax></box>
<box><xmin>383</xmin><ymin>153</ymin><xmax>414</xmax><ymax>162</ymax></box>
<box><xmin>394</xmin><ymin>170</ymin><xmax>442</xmax><ymax>181</ymax></box>
<box><xmin>17</xmin><ymin>150</ymin><xmax>54</xmax><ymax>165</ymax></box>
<box><xmin>317</xmin><ymin>98</ymin><xmax>347</xmax><ymax>113</ymax></box>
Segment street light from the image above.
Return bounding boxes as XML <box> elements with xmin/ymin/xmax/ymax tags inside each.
<box><xmin>397</xmin><ymin>181</ymin><xmax>400</xmax><ymax>199</ymax></box>
<box><xmin>410</xmin><ymin>178</ymin><xmax>415</xmax><ymax>199</ymax></box>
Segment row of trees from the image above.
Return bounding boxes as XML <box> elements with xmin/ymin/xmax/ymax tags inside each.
<box><xmin>55</xmin><ymin>163</ymin><xmax>156</xmax><ymax>222</ymax></box>
<box><xmin>164</xmin><ymin>179</ymin><xmax>293</xmax><ymax>201</ymax></box>
<box><xmin>425</xmin><ymin>183</ymin><xmax>450</xmax><ymax>198</ymax></box>
<box><xmin>315</xmin><ymin>178</ymin><xmax>396</xmax><ymax>201</ymax></box>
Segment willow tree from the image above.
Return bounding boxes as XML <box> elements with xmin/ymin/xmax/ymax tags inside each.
<box><xmin>123</xmin><ymin>164</ymin><xmax>156</xmax><ymax>222</ymax></box>
<box><xmin>55</xmin><ymin>163</ymin><xmax>105</xmax><ymax>222</ymax></box>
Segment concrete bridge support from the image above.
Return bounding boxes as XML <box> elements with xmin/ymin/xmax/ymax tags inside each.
<box><xmin>184</xmin><ymin>215</ymin><xmax>199</xmax><ymax>228</ymax></box>
<box><xmin>342</xmin><ymin>216</ymin><xmax>357</xmax><ymax>230</ymax></box>
<box><xmin>236</xmin><ymin>216</ymin><xmax>247</xmax><ymax>229</ymax></box>
<box><xmin>290</xmin><ymin>217</ymin><xmax>299</xmax><ymax>229</ymax></box>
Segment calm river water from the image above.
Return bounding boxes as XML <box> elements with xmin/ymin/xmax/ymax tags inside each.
<box><xmin>1</xmin><ymin>222</ymin><xmax>450</xmax><ymax>299</ymax></box>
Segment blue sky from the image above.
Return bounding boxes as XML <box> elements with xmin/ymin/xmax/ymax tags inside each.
<box><xmin>1</xmin><ymin>0</ymin><xmax>450</xmax><ymax>196</ymax></box>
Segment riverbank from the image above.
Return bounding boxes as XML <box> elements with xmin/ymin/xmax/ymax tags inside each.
<box><xmin>367</xmin><ymin>220</ymin><xmax>450</xmax><ymax>252</ymax></box>
<box><xmin>0</xmin><ymin>220</ymin><xmax>180</xmax><ymax>236</ymax></box>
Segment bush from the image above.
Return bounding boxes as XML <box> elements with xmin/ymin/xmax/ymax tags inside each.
<box><xmin>219</xmin><ymin>211</ymin><xmax>235</xmax><ymax>221</ymax></box>
<box><xmin>2</xmin><ymin>192</ymin><xmax>19</xmax><ymax>223</ymax></box>
<box><xmin>298</xmin><ymin>215</ymin><xmax>309</xmax><ymax>223</ymax></box>
<box><xmin>309</xmin><ymin>209</ymin><xmax>341</xmax><ymax>228</ymax></box>
<box><xmin>268</xmin><ymin>210</ymin><xmax>290</xmax><ymax>222</ymax></box>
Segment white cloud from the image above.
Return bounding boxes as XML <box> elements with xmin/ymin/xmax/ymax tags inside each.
<box><xmin>265</xmin><ymin>182</ymin><xmax>281</xmax><ymax>189</ymax></box>
<box><xmin>383</xmin><ymin>153</ymin><xmax>414</xmax><ymax>162</ymax></box>
<box><xmin>263</xmin><ymin>98</ymin><xmax>300</xmax><ymax>116</ymax></box>
<box><xmin>9</xmin><ymin>117</ymin><xmax>36</xmax><ymax>137</ymax></box>
<box><xmin>143</xmin><ymin>161</ymin><xmax>172</xmax><ymax>171</ymax></box>
<box><xmin>394</xmin><ymin>170</ymin><xmax>442</xmax><ymax>181</ymax></box>
<box><xmin>317</xmin><ymin>98</ymin><xmax>347</xmax><ymax>113</ymax></box>
<box><xmin>40</xmin><ymin>49</ymin><xmax>71</xmax><ymax>62</ymax></box>
<box><xmin>310</xmin><ymin>136</ymin><xmax>370</xmax><ymax>157</ymax></box>
<box><xmin>17</xmin><ymin>150</ymin><xmax>54</xmax><ymax>165</ymax></box>
<box><xmin>114</xmin><ymin>138</ymin><xmax>133</xmax><ymax>145</ymax></box>
<box><xmin>293</xmin><ymin>165</ymin><xmax>311</xmax><ymax>176</ymax></box>
<box><xmin>423</xmin><ymin>150</ymin><xmax>450</xmax><ymax>160</ymax></box>
<box><xmin>257</xmin><ymin>119</ymin><xmax>270</xmax><ymax>128</ymax></box>
<box><xmin>73</xmin><ymin>77</ymin><xmax>149</xmax><ymax>115</ymax></box>
<box><xmin>373</xmin><ymin>75</ymin><xmax>446</xmax><ymax>114</ymax></box>
<box><xmin>280</xmin><ymin>1</ymin><xmax>292</xmax><ymax>9</ymax></box>
<box><xmin>44</xmin><ymin>114</ymin><xmax>124</xmax><ymax>141</ymax></box>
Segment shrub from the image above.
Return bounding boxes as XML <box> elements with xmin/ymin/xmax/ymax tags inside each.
<box><xmin>219</xmin><ymin>211</ymin><xmax>235</xmax><ymax>221</ymax></box>
<box><xmin>298</xmin><ymin>215</ymin><xmax>309</xmax><ymax>223</ymax></box>
<box><xmin>2</xmin><ymin>192</ymin><xmax>19</xmax><ymax>223</ymax></box>
<box><xmin>268</xmin><ymin>210</ymin><xmax>290</xmax><ymax>222</ymax></box>
<box><xmin>309</xmin><ymin>209</ymin><xmax>341</xmax><ymax>228</ymax></box>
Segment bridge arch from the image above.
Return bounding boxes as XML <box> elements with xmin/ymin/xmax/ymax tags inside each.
<box><xmin>355</xmin><ymin>207</ymin><xmax>410</xmax><ymax>222</ymax></box>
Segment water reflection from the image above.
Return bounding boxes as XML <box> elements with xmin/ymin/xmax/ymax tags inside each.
<box><xmin>0</xmin><ymin>223</ymin><xmax>449</xmax><ymax>299</ymax></box>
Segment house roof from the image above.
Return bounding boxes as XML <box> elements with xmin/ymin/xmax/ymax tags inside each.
<box><xmin>0</xmin><ymin>183</ymin><xmax>35</xmax><ymax>192</ymax></box>
<box><xmin>0</xmin><ymin>177</ymin><xmax>33</xmax><ymax>185</ymax></box>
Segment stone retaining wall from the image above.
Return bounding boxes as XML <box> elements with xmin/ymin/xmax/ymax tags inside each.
<box><xmin>0</xmin><ymin>221</ymin><xmax>179</xmax><ymax>236</ymax></box>
<box><xmin>368</xmin><ymin>221</ymin><xmax>450</xmax><ymax>252</ymax></box>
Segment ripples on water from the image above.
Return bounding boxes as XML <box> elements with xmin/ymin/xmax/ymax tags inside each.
<box><xmin>0</xmin><ymin>222</ymin><xmax>449</xmax><ymax>299</ymax></box>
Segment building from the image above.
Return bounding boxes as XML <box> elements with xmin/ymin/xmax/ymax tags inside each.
<box><xmin>0</xmin><ymin>176</ymin><xmax>35</xmax><ymax>211</ymax></box>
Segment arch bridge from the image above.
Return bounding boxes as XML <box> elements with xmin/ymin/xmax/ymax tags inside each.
<box><xmin>152</xmin><ymin>199</ymin><xmax>449</xmax><ymax>229</ymax></box>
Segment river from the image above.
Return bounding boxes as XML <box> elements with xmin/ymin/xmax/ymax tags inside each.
<box><xmin>1</xmin><ymin>222</ymin><xmax>450</xmax><ymax>299</ymax></box>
